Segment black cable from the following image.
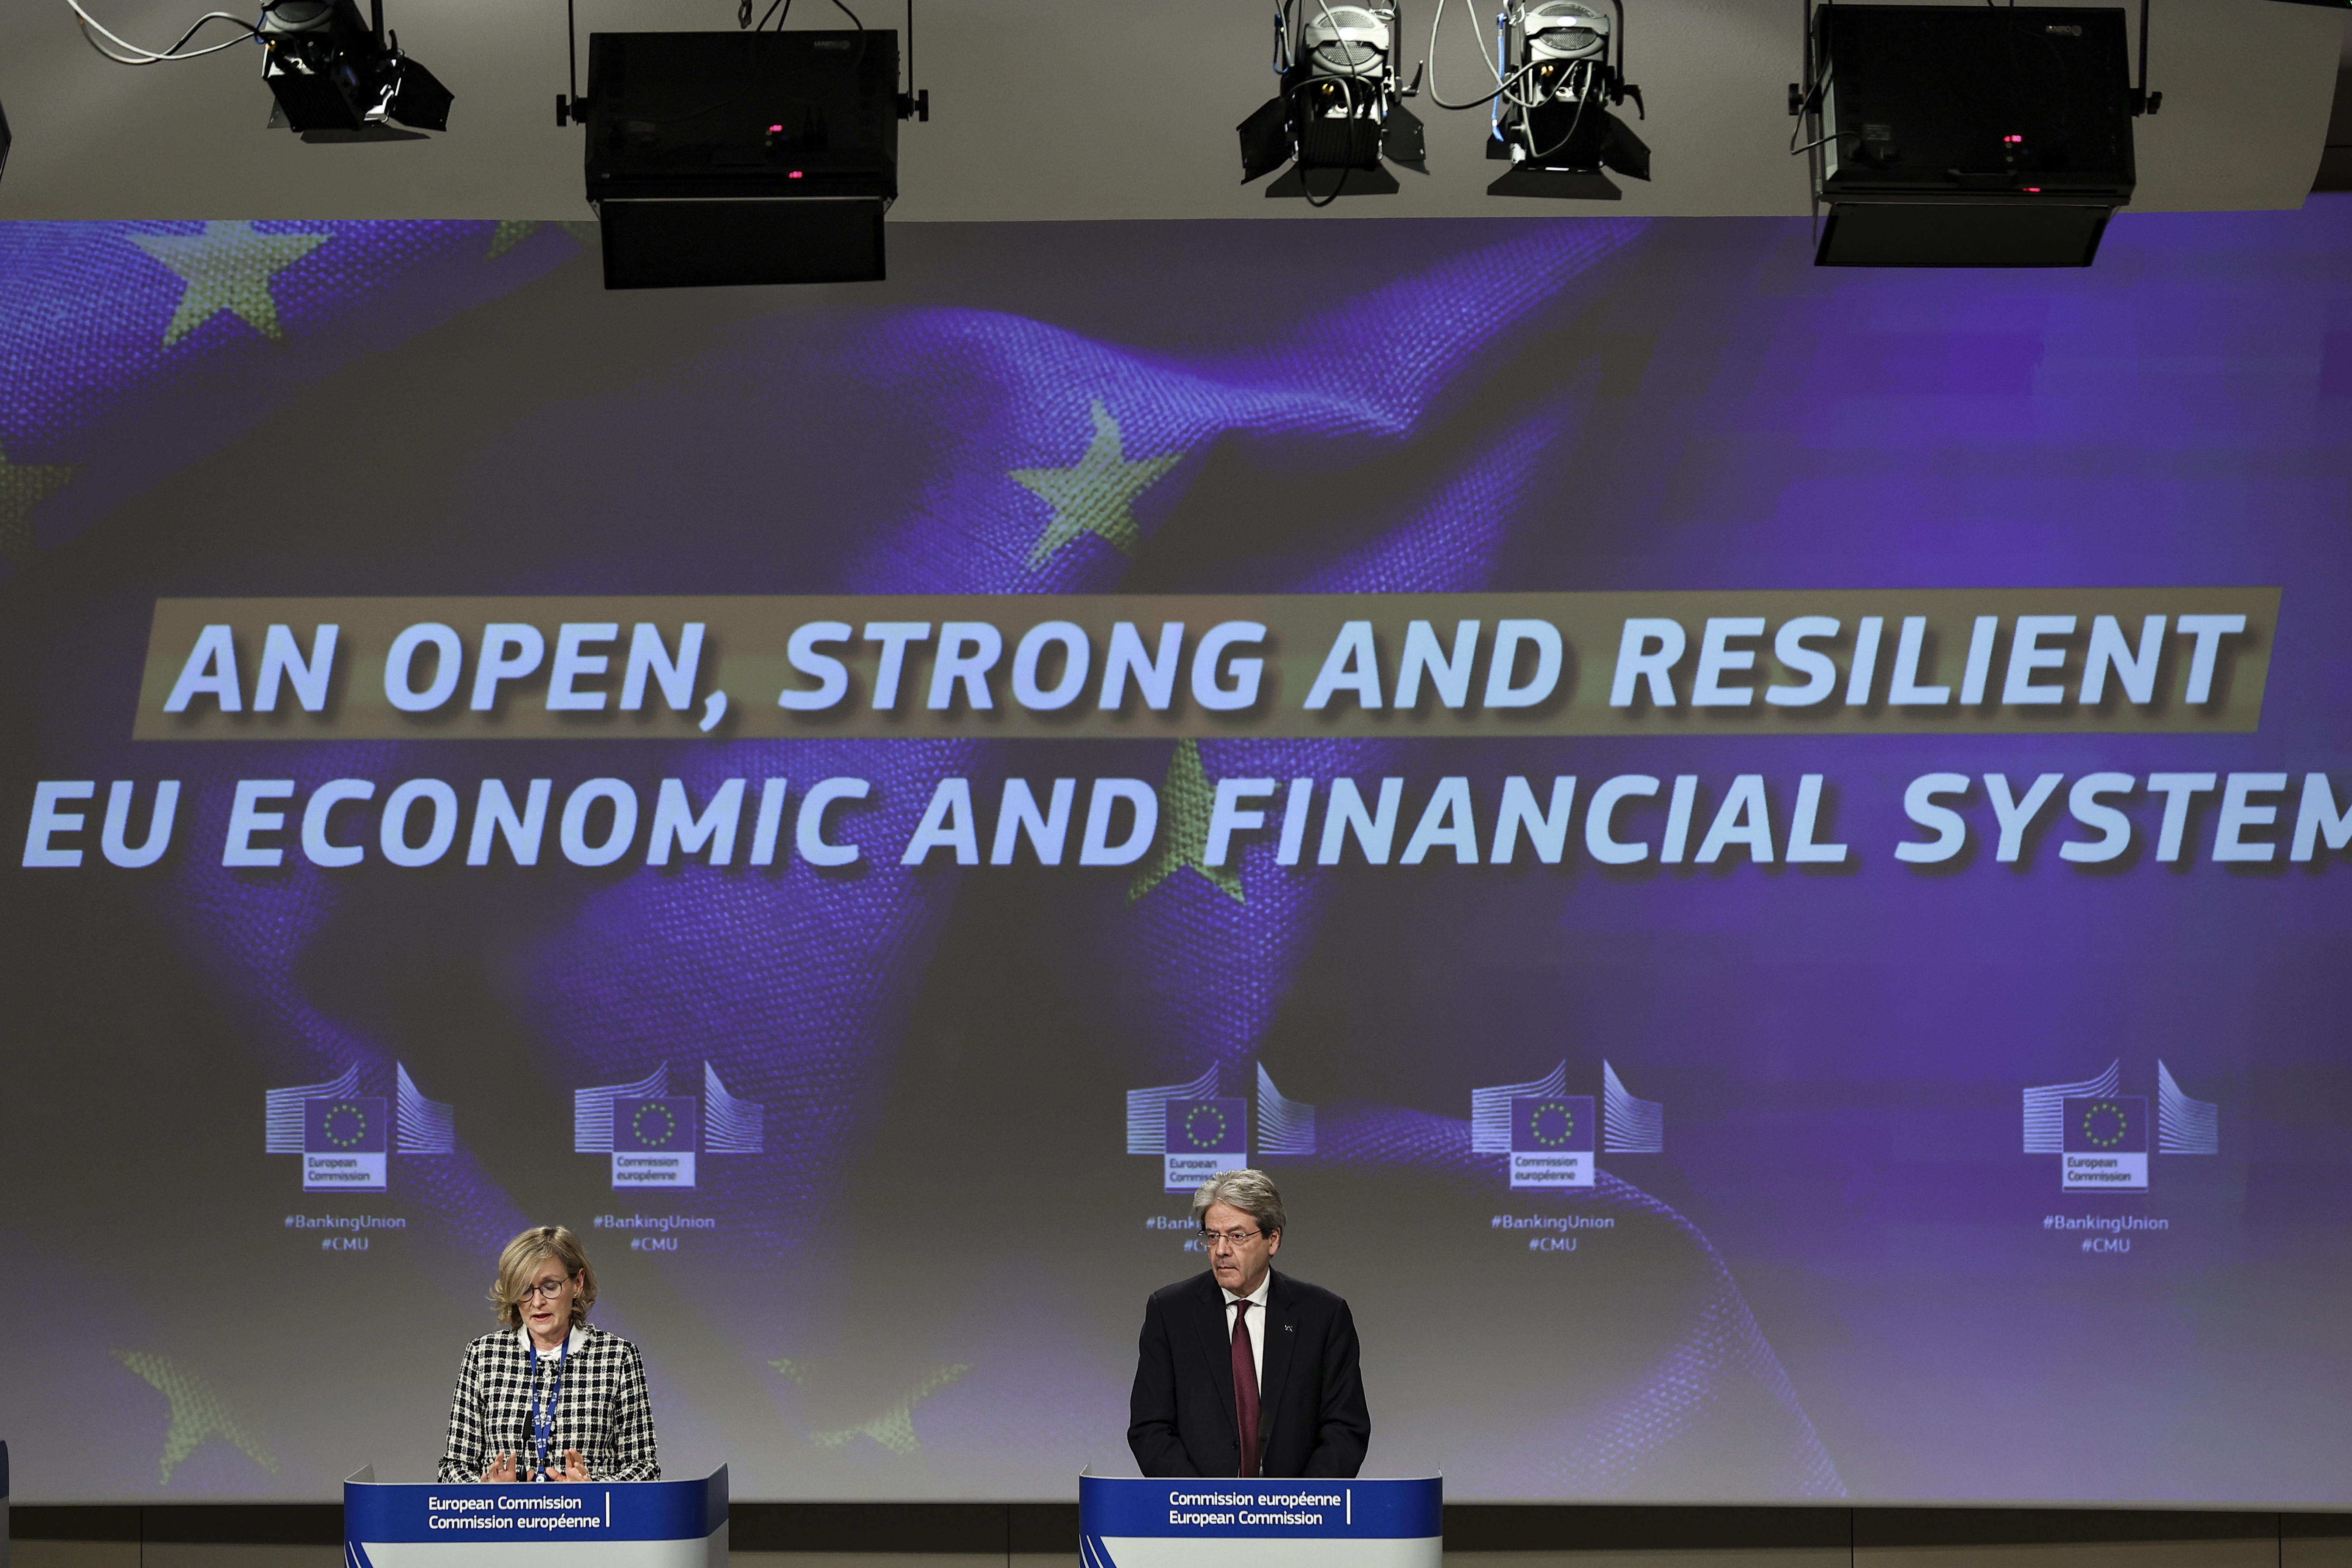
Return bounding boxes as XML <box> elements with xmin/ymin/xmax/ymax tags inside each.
<box><xmin>1303</xmin><ymin>75</ymin><xmax>1356</xmax><ymax>207</ymax></box>
<box><xmin>1787</xmin><ymin>62</ymin><xmax>1832</xmax><ymax>151</ymax></box>
<box><xmin>752</xmin><ymin>0</ymin><xmax>860</xmax><ymax>29</ymax></box>
<box><xmin>1528</xmin><ymin>61</ymin><xmax>1597</xmax><ymax>161</ymax></box>
<box><xmin>1426</xmin><ymin>51</ymin><xmax>1549</xmax><ymax>112</ymax></box>
<box><xmin>1423</xmin><ymin>0</ymin><xmax>1550</xmax><ymax>112</ymax></box>
<box><xmin>831</xmin><ymin>0</ymin><xmax>865</xmax><ymax>68</ymax></box>
<box><xmin>1268</xmin><ymin>71</ymin><xmax>1376</xmax><ymax>207</ymax></box>
<box><xmin>2136</xmin><ymin>0</ymin><xmax>2152</xmax><ymax>108</ymax></box>
<box><xmin>1804</xmin><ymin>0</ymin><xmax>1821</xmax><ymax>244</ymax></box>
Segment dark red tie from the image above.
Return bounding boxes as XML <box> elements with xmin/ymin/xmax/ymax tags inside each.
<box><xmin>1231</xmin><ymin>1300</ymin><xmax>1260</xmax><ymax>1478</ymax></box>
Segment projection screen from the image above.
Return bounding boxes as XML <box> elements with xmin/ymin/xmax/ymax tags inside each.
<box><xmin>1</xmin><ymin>209</ymin><xmax>2349</xmax><ymax>1506</ymax></box>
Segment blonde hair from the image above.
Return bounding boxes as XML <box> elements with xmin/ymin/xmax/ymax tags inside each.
<box><xmin>490</xmin><ymin>1225</ymin><xmax>599</xmax><ymax>1330</ymax></box>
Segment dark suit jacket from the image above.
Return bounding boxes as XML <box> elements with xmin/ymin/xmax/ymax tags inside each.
<box><xmin>1126</xmin><ymin>1268</ymin><xmax>1370</xmax><ymax>1479</ymax></box>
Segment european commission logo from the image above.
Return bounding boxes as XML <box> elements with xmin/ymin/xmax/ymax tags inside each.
<box><xmin>1472</xmin><ymin>1060</ymin><xmax>1662</xmax><ymax>1189</ymax></box>
<box><xmin>1127</xmin><ymin>1064</ymin><xmax>1316</xmax><ymax>1193</ymax></box>
<box><xmin>575</xmin><ymin>1063</ymin><xmax>764</xmax><ymax>1189</ymax></box>
<box><xmin>2060</xmin><ymin>1096</ymin><xmax>2148</xmax><ymax>1190</ymax></box>
<box><xmin>1507</xmin><ymin>1095</ymin><xmax>1596</xmax><ymax>1188</ymax></box>
<box><xmin>303</xmin><ymin>1098</ymin><xmax>387</xmax><ymax>1190</ymax></box>
<box><xmin>1164</xmin><ymin>1098</ymin><xmax>1247</xmax><ymax>1194</ymax></box>
<box><xmin>264</xmin><ymin>1062</ymin><xmax>455</xmax><ymax>1192</ymax></box>
<box><xmin>2024</xmin><ymin>1060</ymin><xmax>2217</xmax><ymax>1191</ymax></box>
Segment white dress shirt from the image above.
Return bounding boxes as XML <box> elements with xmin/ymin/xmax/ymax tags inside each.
<box><xmin>1220</xmin><ymin>1273</ymin><xmax>1271</xmax><ymax>1389</ymax></box>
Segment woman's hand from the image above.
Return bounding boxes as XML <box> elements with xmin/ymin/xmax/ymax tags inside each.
<box><xmin>551</xmin><ymin>1448</ymin><xmax>591</xmax><ymax>1483</ymax></box>
<box><xmin>481</xmin><ymin>1453</ymin><xmax>518</xmax><ymax>1482</ymax></box>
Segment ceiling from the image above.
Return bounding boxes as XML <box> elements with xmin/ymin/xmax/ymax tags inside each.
<box><xmin>0</xmin><ymin>0</ymin><xmax>2344</xmax><ymax>221</ymax></box>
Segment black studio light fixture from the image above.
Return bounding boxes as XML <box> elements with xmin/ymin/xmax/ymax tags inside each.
<box><xmin>255</xmin><ymin>0</ymin><xmax>452</xmax><ymax>135</ymax></box>
<box><xmin>0</xmin><ymin>95</ymin><xmax>12</xmax><ymax>188</ymax></box>
<box><xmin>1483</xmin><ymin>0</ymin><xmax>1649</xmax><ymax>198</ymax></box>
<box><xmin>1789</xmin><ymin>1</ymin><xmax>2155</xmax><ymax>266</ymax></box>
<box><xmin>1239</xmin><ymin>3</ymin><xmax>1428</xmax><ymax>202</ymax></box>
<box><xmin>66</xmin><ymin>0</ymin><xmax>450</xmax><ymax>137</ymax></box>
<box><xmin>1414</xmin><ymin>0</ymin><xmax>1648</xmax><ymax>199</ymax></box>
<box><xmin>559</xmin><ymin>0</ymin><xmax>930</xmax><ymax>289</ymax></box>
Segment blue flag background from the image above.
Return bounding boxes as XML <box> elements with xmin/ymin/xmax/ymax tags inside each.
<box><xmin>3</xmin><ymin>207</ymin><xmax>2351</xmax><ymax>1504</ymax></box>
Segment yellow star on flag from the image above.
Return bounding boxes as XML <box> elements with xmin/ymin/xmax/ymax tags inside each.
<box><xmin>1128</xmin><ymin>739</ymin><xmax>1245</xmax><ymax>906</ymax></box>
<box><xmin>486</xmin><ymin>220</ymin><xmax>601</xmax><ymax>260</ymax></box>
<box><xmin>770</xmin><ymin>1358</ymin><xmax>970</xmax><ymax>1458</ymax></box>
<box><xmin>0</xmin><ymin>441</ymin><xmax>76</xmax><ymax>565</ymax></box>
<box><xmin>113</xmin><ymin>1349</ymin><xmax>280</xmax><ymax>1485</ymax></box>
<box><xmin>1009</xmin><ymin>400</ymin><xmax>1183</xmax><ymax>569</ymax></box>
<box><xmin>128</xmin><ymin>222</ymin><xmax>333</xmax><ymax>349</ymax></box>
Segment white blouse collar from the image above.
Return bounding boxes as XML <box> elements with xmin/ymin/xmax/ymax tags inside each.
<box><xmin>515</xmin><ymin>1324</ymin><xmax>586</xmax><ymax>1356</ymax></box>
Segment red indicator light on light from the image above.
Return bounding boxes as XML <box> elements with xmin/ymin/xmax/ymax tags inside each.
<box><xmin>2024</xmin><ymin>186</ymin><xmax>2041</xmax><ymax>192</ymax></box>
<box><xmin>2003</xmin><ymin>134</ymin><xmax>2024</xmax><ymax>143</ymax></box>
<box><xmin>788</xmin><ymin>170</ymin><xmax>803</xmax><ymax>179</ymax></box>
<box><xmin>769</xmin><ymin>123</ymin><xmax>783</xmax><ymax>133</ymax></box>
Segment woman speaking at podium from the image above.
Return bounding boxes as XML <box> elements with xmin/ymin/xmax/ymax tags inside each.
<box><xmin>437</xmin><ymin>1225</ymin><xmax>662</xmax><ymax>1483</ymax></box>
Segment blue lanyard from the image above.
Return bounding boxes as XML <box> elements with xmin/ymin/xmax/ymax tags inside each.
<box><xmin>528</xmin><ymin>1335</ymin><xmax>570</xmax><ymax>1479</ymax></box>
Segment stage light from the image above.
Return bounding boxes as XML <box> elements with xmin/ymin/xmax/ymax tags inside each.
<box><xmin>1238</xmin><ymin>3</ymin><xmax>1428</xmax><ymax>202</ymax></box>
<box><xmin>1482</xmin><ymin>0</ymin><xmax>1648</xmax><ymax>197</ymax></box>
<box><xmin>562</xmin><ymin>1</ymin><xmax>930</xmax><ymax>289</ymax></box>
<box><xmin>65</xmin><ymin>0</ymin><xmax>449</xmax><ymax>135</ymax></box>
<box><xmin>1416</xmin><ymin>0</ymin><xmax>1645</xmax><ymax>199</ymax></box>
<box><xmin>256</xmin><ymin>0</ymin><xmax>452</xmax><ymax>134</ymax></box>
<box><xmin>0</xmin><ymin>96</ymin><xmax>11</xmax><ymax>188</ymax></box>
<box><xmin>1789</xmin><ymin>3</ymin><xmax>2148</xmax><ymax>265</ymax></box>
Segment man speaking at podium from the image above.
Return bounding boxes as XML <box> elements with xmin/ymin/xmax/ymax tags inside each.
<box><xmin>1128</xmin><ymin>1170</ymin><xmax>1370</xmax><ymax>1479</ymax></box>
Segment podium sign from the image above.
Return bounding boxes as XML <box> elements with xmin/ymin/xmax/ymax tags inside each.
<box><xmin>343</xmin><ymin>1466</ymin><xmax>725</xmax><ymax>1568</ymax></box>
<box><xmin>1078</xmin><ymin>1475</ymin><xmax>1440</xmax><ymax>1568</ymax></box>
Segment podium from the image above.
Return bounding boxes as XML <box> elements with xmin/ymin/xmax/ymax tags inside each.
<box><xmin>1078</xmin><ymin>1475</ymin><xmax>1441</xmax><ymax>1568</ymax></box>
<box><xmin>342</xmin><ymin>1466</ymin><xmax>726</xmax><ymax>1568</ymax></box>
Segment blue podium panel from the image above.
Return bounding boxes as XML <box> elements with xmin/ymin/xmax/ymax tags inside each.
<box><xmin>1078</xmin><ymin>1475</ymin><xmax>1441</xmax><ymax>1568</ymax></box>
<box><xmin>343</xmin><ymin>1467</ymin><xmax>725</xmax><ymax>1568</ymax></box>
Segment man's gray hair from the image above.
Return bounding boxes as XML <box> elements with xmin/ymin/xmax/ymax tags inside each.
<box><xmin>1190</xmin><ymin>1168</ymin><xmax>1287</xmax><ymax>1237</ymax></box>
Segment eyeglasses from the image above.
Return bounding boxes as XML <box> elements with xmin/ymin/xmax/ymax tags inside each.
<box><xmin>516</xmin><ymin>1277</ymin><xmax>572</xmax><ymax>1302</ymax></box>
<box><xmin>1199</xmin><ymin>1228</ymin><xmax>1265</xmax><ymax>1249</ymax></box>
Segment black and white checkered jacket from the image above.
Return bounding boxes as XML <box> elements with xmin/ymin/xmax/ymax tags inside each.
<box><xmin>436</xmin><ymin>1323</ymin><xmax>660</xmax><ymax>1482</ymax></box>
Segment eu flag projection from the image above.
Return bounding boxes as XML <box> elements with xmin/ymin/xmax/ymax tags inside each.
<box><xmin>10</xmin><ymin>206</ymin><xmax>2352</xmax><ymax>1508</ymax></box>
<box><xmin>1164</xmin><ymin>1098</ymin><xmax>1248</xmax><ymax>1195</ymax></box>
<box><xmin>2061</xmin><ymin>1095</ymin><xmax>2149</xmax><ymax>1191</ymax></box>
<box><xmin>1509</xmin><ymin>1095</ymin><xmax>1596</xmax><ymax>1189</ymax></box>
<box><xmin>612</xmin><ymin>1096</ymin><xmax>699</xmax><ymax>1190</ymax></box>
<box><xmin>303</xmin><ymin>1097</ymin><xmax>388</xmax><ymax>1193</ymax></box>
